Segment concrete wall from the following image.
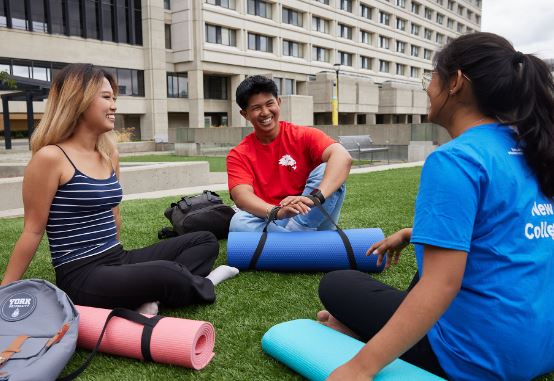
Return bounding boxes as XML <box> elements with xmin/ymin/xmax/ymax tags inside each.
<box><xmin>280</xmin><ymin>95</ymin><xmax>314</xmax><ymax>127</ymax></box>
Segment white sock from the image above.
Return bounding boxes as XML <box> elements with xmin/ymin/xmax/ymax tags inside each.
<box><xmin>206</xmin><ymin>265</ymin><xmax>239</xmax><ymax>286</ymax></box>
<box><xmin>136</xmin><ymin>301</ymin><xmax>159</xmax><ymax>315</ymax></box>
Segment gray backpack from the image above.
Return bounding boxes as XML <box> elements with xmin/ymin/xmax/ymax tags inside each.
<box><xmin>0</xmin><ymin>279</ymin><xmax>78</xmax><ymax>381</ymax></box>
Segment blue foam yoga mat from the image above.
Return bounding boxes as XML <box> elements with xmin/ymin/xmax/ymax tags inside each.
<box><xmin>227</xmin><ymin>228</ymin><xmax>385</xmax><ymax>272</ymax></box>
<box><xmin>262</xmin><ymin>319</ymin><xmax>445</xmax><ymax>381</ymax></box>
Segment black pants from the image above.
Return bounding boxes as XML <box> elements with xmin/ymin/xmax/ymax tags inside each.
<box><xmin>55</xmin><ymin>232</ymin><xmax>219</xmax><ymax>310</ymax></box>
<box><xmin>319</xmin><ymin>270</ymin><xmax>448</xmax><ymax>379</ymax></box>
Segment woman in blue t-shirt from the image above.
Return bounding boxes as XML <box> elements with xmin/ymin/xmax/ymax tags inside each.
<box><xmin>318</xmin><ymin>32</ymin><xmax>554</xmax><ymax>380</ymax></box>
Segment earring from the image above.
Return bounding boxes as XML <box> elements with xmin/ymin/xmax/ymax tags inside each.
<box><xmin>449</xmin><ymin>89</ymin><xmax>453</xmax><ymax>94</ymax></box>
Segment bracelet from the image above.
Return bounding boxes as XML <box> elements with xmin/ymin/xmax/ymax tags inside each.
<box><xmin>266</xmin><ymin>205</ymin><xmax>281</xmax><ymax>220</ymax></box>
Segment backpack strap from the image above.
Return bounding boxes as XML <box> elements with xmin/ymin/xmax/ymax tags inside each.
<box><xmin>57</xmin><ymin>308</ymin><xmax>164</xmax><ymax>381</ymax></box>
<box><xmin>0</xmin><ymin>336</ymin><xmax>29</xmax><ymax>367</ymax></box>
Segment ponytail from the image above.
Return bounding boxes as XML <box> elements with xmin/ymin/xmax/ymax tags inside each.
<box><xmin>434</xmin><ymin>32</ymin><xmax>554</xmax><ymax>198</ymax></box>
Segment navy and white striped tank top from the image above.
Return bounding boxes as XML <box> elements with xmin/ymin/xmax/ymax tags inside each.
<box><xmin>46</xmin><ymin>146</ymin><xmax>123</xmax><ymax>268</ymax></box>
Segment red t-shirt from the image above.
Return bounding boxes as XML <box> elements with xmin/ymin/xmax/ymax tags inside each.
<box><xmin>227</xmin><ymin>121</ymin><xmax>336</xmax><ymax>205</ymax></box>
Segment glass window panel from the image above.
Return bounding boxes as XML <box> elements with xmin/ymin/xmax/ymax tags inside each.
<box><xmin>85</xmin><ymin>0</ymin><xmax>99</xmax><ymax>39</ymax></box>
<box><xmin>165</xmin><ymin>24</ymin><xmax>171</xmax><ymax>48</ymax></box>
<box><xmin>177</xmin><ymin>75</ymin><xmax>187</xmax><ymax>97</ymax></box>
<box><xmin>274</xmin><ymin>77</ymin><xmax>282</xmax><ymax>94</ymax></box>
<box><xmin>116</xmin><ymin>0</ymin><xmax>128</xmax><ymax>43</ymax></box>
<box><xmin>117</xmin><ymin>68</ymin><xmax>132</xmax><ymax>95</ymax></box>
<box><xmin>0</xmin><ymin>0</ymin><xmax>6</xmax><ymax>27</ymax></box>
<box><xmin>134</xmin><ymin>7</ymin><xmax>142</xmax><ymax>44</ymax></box>
<box><xmin>0</xmin><ymin>64</ymin><xmax>10</xmax><ymax>74</ymax></box>
<box><xmin>284</xmin><ymin>79</ymin><xmax>294</xmax><ymax>95</ymax></box>
<box><xmin>10</xmin><ymin>0</ymin><xmax>28</xmax><ymax>30</ymax></box>
<box><xmin>102</xmin><ymin>0</ymin><xmax>114</xmax><ymax>41</ymax></box>
<box><xmin>31</xmin><ymin>0</ymin><xmax>48</xmax><ymax>32</ymax></box>
<box><xmin>32</xmin><ymin>66</ymin><xmax>49</xmax><ymax>81</ymax></box>
<box><xmin>12</xmin><ymin>64</ymin><xmax>30</xmax><ymax>78</ymax></box>
<box><xmin>68</xmin><ymin>0</ymin><xmax>82</xmax><ymax>36</ymax></box>
<box><xmin>50</xmin><ymin>0</ymin><xmax>65</xmax><ymax>34</ymax></box>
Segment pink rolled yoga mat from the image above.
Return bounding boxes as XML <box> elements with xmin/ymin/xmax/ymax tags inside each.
<box><xmin>75</xmin><ymin>305</ymin><xmax>215</xmax><ymax>370</ymax></box>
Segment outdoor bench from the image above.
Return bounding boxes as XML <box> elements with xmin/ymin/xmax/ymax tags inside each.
<box><xmin>338</xmin><ymin>135</ymin><xmax>390</xmax><ymax>164</ymax></box>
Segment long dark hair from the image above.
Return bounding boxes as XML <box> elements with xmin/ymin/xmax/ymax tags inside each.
<box><xmin>434</xmin><ymin>32</ymin><xmax>554</xmax><ymax>198</ymax></box>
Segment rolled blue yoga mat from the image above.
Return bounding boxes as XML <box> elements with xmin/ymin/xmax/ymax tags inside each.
<box><xmin>262</xmin><ymin>319</ymin><xmax>445</xmax><ymax>381</ymax></box>
<box><xmin>227</xmin><ymin>228</ymin><xmax>385</xmax><ymax>272</ymax></box>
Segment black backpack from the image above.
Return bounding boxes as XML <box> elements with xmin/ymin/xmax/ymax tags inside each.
<box><xmin>158</xmin><ymin>190</ymin><xmax>235</xmax><ymax>240</ymax></box>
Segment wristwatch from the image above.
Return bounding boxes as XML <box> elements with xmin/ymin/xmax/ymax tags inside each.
<box><xmin>309</xmin><ymin>188</ymin><xmax>326</xmax><ymax>204</ymax></box>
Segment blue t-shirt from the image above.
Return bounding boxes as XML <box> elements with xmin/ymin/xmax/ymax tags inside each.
<box><xmin>411</xmin><ymin>123</ymin><xmax>554</xmax><ymax>381</ymax></box>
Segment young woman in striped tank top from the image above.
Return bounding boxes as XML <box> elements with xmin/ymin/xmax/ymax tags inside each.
<box><xmin>1</xmin><ymin>64</ymin><xmax>238</xmax><ymax>314</ymax></box>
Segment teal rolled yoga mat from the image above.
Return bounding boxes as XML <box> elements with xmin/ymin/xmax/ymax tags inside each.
<box><xmin>262</xmin><ymin>319</ymin><xmax>445</xmax><ymax>381</ymax></box>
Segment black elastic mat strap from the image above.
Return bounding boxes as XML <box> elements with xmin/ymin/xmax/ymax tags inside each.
<box><xmin>57</xmin><ymin>308</ymin><xmax>164</xmax><ymax>381</ymax></box>
<box><xmin>306</xmin><ymin>195</ymin><xmax>358</xmax><ymax>270</ymax></box>
<box><xmin>248</xmin><ymin>206</ymin><xmax>281</xmax><ymax>270</ymax></box>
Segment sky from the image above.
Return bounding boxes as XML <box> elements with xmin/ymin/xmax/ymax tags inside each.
<box><xmin>481</xmin><ymin>0</ymin><xmax>554</xmax><ymax>59</ymax></box>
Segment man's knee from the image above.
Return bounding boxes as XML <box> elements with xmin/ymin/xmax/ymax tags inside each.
<box><xmin>229</xmin><ymin>210</ymin><xmax>260</xmax><ymax>232</ymax></box>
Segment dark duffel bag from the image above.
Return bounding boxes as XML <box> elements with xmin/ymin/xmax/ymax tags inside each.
<box><xmin>158</xmin><ymin>190</ymin><xmax>235</xmax><ymax>240</ymax></box>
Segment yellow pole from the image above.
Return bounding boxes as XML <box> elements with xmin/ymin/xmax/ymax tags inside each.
<box><xmin>331</xmin><ymin>95</ymin><xmax>338</xmax><ymax>126</ymax></box>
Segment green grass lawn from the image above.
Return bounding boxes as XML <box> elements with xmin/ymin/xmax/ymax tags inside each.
<box><xmin>1</xmin><ymin>168</ymin><xmax>551</xmax><ymax>380</ymax></box>
<box><xmin>120</xmin><ymin>154</ymin><xmax>378</xmax><ymax>173</ymax></box>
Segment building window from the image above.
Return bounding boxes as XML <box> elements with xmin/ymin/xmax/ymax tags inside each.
<box><xmin>378</xmin><ymin>35</ymin><xmax>390</xmax><ymax>49</ymax></box>
<box><xmin>164</xmin><ymin>24</ymin><xmax>172</xmax><ymax>49</ymax></box>
<box><xmin>457</xmin><ymin>23</ymin><xmax>464</xmax><ymax>33</ymax></box>
<box><xmin>436</xmin><ymin>0</ymin><xmax>444</xmax><ymax>5</ymax></box>
<box><xmin>204</xmin><ymin>75</ymin><xmax>228</xmax><ymax>99</ymax></box>
<box><xmin>424</xmin><ymin>28</ymin><xmax>433</xmax><ymax>40</ymax></box>
<box><xmin>447</xmin><ymin>0</ymin><xmax>455</xmax><ymax>10</ymax></box>
<box><xmin>339</xmin><ymin>0</ymin><xmax>352</xmax><ymax>12</ymax></box>
<box><xmin>315</xmin><ymin>0</ymin><xmax>330</xmax><ymax>4</ymax></box>
<box><xmin>164</xmin><ymin>0</ymin><xmax>170</xmax><ymax>10</ymax></box>
<box><xmin>424</xmin><ymin>7</ymin><xmax>433</xmax><ymax>20</ymax></box>
<box><xmin>476</xmin><ymin>15</ymin><xmax>481</xmax><ymax>25</ymax></box>
<box><xmin>396</xmin><ymin>63</ymin><xmax>405</xmax><ymax>76</ymax></box>
<box><xmin>283</xmin><ymin>40</ymin><xmax>303</xmax><ymax>57</ymax></box>
<box><xmin>167</xmin><ymin>72</ymin><xmax>188</xmax><ymax>98</ymax></box>
<box><xmin>282</xmin><ymin>7</ymin><xmax>302</xmax><ymax>27</ymax></box>
<box><xmin>396</xmin><ymin>40</ymin><xmax>406</xmax><ymax>53</ymax></box>
<box><xmin>424</xmin><ymin>48</ymin><xmax>432</xmax><ymax>60</ymax></box>
<box><xmin>467</xmin><ymin>10</ymin><xmax>473</xmax><ymax>21</ymax></box>
<box><xmin>338</xmin><ymin>23</ymin><xmax>352</xmax><ymax>39</ymax></box>
<box><xmin>396</xmin><ymin>18</ymin><xmax>406</xmax><ymax>31</ymax></box>
<box><xmin>115</xmin><ymin>0</ymin><xmax>129</xmax><ymax>43</ymax></box>
<box><xmin>457</xmin><ymin>4</ymin><xmax>464</xmax><ymax>16</ymax></box>
<box><xmin>206</xmin><ymin>0</ymin><xmax>236</xmax><ymax>9</ymax></box>
<box><xmin>379</xmin><ymin>11</ymin><xmax>390</xmax><ymax>26</ymax></box>
<box><xmin>447</xmin><ymin>18</ymin><xmax>454</xmax><ymax>29</ymax></box>
<box><xmin>361</xmin><ymin>56</ymin><xmax>371</xmax><ymax>69</ymax></box>
<box><xmin>248</xmin><ymin>32</ymin><xmax>273</xmax><ymax>52</ymax></box>
<box><xmin>205</xmin><ymin>24</ymin><xmax>236</xmax><ymax>46</ymax></box>
<box><xmin>360</xmin><ymin>30</ymin><xmax>371</xmax><ymax>45</ymax></box>
<box><xmin>50</xmin><ymin>0</ymin><xmax>66</xmax><ymax>34</ymax></box>
<box><xmin>101</xmin><ymin>0</ymin><xmax>115</xmax><ymax>42</ymax></box>
<box><xmin>410</xmin><ymin>66</ymin><xmax>419</xmax><ymax>78</ymax></box>
<box><xmin>411</xmin><ymin>23</ymin><xmax>420</xmax><ymax>36</ymax></box>
<box><xmin>411</xmin><ymin>2</ymin><xmax>420</xmax><ymax>14</ymax></box>
<box><xmin>85</xmin><ymin>0</ymin><xmax>98</xmax><ymax>39</ymax></box>
<box><xmin>274</xmin><ymin>77</ymin><xmax>295</xmax><ymax>95</ymax></box>
<box><xmin>312</xmin><ymin>16</ymin><xmax>329</xmax><ymax>33</ymax></box>
<box><xmin>436</xmin><ymin>13</ymin><xmax>444</xmax><ymax>24</ymax></box>
<box><xmin>379</xmin><ymin>60</ymin><xmax>390</xmax><ymax>73</ymax></box>
<box><xmin>312</xmin><ymin>46</ymin><xmax>330</xmax><ymax>62</ymax></box>
<box><xmin>338</xmin><ymin>51</ymin><xmax>353</xmax><ymax>66</ymax></box>
<box><xmin>396</xmin><ymin>0</ymin><xmax>406</xmax><ymax>8</ymax></box>
<box><xmin>360</xmin><ymin>3</ymin><xmax>372</xmax><ymax>20</ymax></box>
<box><xmin>435</xmin><ymin>33</ymin><xmax>444</xmax><ymax>44</ymax></box>
<box><xmin>411</xmin><ymin>45</ymin><xmax>420</xmax><ymax>57</ymax></box>
<box><xmin>247</xmin><ymin>0</ymin><xmax>271</xmax><ymax>19</ymax></box>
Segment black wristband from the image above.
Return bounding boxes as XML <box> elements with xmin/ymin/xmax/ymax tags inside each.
<box><xmin>309</xmin><ymin>188</ymin><xmax>326</xmax><ymax>204</ymax></box>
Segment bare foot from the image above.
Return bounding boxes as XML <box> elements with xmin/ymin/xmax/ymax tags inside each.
<box><xmin>316</xmin><ymin>310</ymin><xmax>362</xmax><ymax>340</ymax></box>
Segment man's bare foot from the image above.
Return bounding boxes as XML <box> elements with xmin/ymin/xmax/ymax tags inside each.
<box><xmin>316</xmin><ymin>310</ymin><xmax>362</xmax><ymax>340</ymax></box>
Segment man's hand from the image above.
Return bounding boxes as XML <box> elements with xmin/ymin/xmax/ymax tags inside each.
<box><xmin>275</xmin><ymin>195</ymin><xmax>314</xmax><ymax>219</ymax></box>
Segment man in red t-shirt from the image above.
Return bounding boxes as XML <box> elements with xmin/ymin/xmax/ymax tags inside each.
<box><xmin>227</xmin><ymin>75</ymin><xmax>352</xmax><ymax>232</ymax></box>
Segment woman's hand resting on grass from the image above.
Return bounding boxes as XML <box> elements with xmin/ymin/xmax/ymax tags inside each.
<box><xmin>367</xmin><ymin>228</ymin><xmax>413</xmax><ymax>269</ymax></box>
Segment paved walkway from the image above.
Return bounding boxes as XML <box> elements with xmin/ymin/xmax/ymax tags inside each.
<box><xmin>0</xmin><ymin>161</ymin><xmax>423</xmax><ymax>219</ymax></box>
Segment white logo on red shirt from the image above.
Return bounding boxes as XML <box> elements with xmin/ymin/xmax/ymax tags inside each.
<box><xmin>279</xmin><ymin>154</ymin><xmax>297</xmax><ymax>171</ymax></box>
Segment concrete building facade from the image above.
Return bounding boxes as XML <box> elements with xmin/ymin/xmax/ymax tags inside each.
<box><xmin>0</xmin><ymin>0</ymin><xmax>481</xmax><ymax>143</ymax></box>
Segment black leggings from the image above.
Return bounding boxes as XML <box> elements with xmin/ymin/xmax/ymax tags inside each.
<box><xmin>55</xmin><ymin>232</ymin><xmax>219</xmax><ymax>310</ymax></box>
<box><xmin>319</xmin><ymin>270</ymin><xmax>448</xmax><ymax>379</ymax></box>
